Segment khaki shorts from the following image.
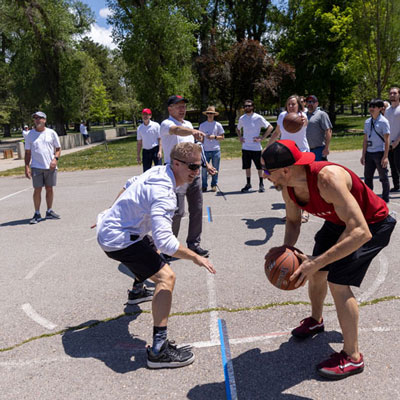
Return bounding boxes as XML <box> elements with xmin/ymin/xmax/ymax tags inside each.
<box><xmin>31</xmin><ymin>168</ymin><xmax>57</xmax><ymax>188</ymax></box>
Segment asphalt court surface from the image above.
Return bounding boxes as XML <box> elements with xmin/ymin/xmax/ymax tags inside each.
<box><xmin>1</xmin><ymin>150</ymin><xmax>400</xmax><ymax>399</ymax></box>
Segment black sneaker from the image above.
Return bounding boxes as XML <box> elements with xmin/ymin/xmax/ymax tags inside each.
<box><xmin>259</xmin><ymin>185</ymin><xmax>265</xmax><ymax>193</ymax></box>
<box><xmin>202</xmin><ymin>187</ymin><xmax>207</xmax><ymax>192</ymax></box>
<box><xmin>29</xmin><ymin>213</ymin><xmax>42</xmax><ymax>224</ymax></box>
<box><xmin>46</xmin><ymin>210</ymin><xmax>60</xmax><ymax>219</ymax></box>
<box><xmin>147</xmin><ymin>340</ymin><xmax>195</xmax><ymax>369</ymax></box>
<box><xmin>390</xmin><ymin>187</ymin><xmax>400</xmax><ymax>192</ymax></box>
<box><xmin>241</xmin><ymin>183</ymin><xmax>252</xmax><ymax>192</ymax></box>
<box><xmin>188</xmin><ymin>246</ymin><xmax>209</xmax><ymax>257</ymax></box>
<box><xmin>127</xmin><ymin>286</ymin><xmax>154</xmax><ymax>305</ymax></box>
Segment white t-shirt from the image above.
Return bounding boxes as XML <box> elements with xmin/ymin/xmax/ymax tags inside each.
<box><xmin>22</xmin><ymin>129</ymin><xmax>30</xmax><ymax>139</ymax></box>
<box><xmin>25</xmin><ymin>128</ymin><xmax>61</xmax><ymax>169</ymax></box>
<box><xmin>277</xmin><ymin>111</ymin><xmax>310</xmax><ymax>152</ymax></box>
<box><xmin>137</xmin><ymin>120</ymin><xmax>161</xmax><ymax>150</ymax></box>
<box><xmin>160</xmin><ymin>116</ymin><xmax>194</xmax><ymax>163</ymax></box>
<box><xmin>385</xmin><ymin>104</ymin><xmax>400</xmax><ymax>143</ymax></box>
<box><xmin>199</xmin><ymin>121</ymin><xmax>224</xmax><ymax>151</ymax></box>
<box><xmin>80</xmin><ymin>124</ymin><xmax>88</xmax><ymax>136</ymax></box>
<box><xmin>97</xmin><ymin>165</ymin><xmax>180</xmax><ymax>255</ymax></box>
<box><xmin>237</xmin><ymin>112</ymin><xmax>270</xmax><ymax>151</ymax></box>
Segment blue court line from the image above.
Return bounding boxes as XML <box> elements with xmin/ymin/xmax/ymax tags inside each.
<box><xmin>207</xmin><ymin>206</ymin><xmax>213</xmax><ymax>222</ymax></box>
<box><xmin>218</xmin><ymin>319</ymin><xmax>238</xmax><ymax>400</ymax></box>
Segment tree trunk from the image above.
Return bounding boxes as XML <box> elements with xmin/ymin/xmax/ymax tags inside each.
<box><xmin>55</xmin><ymin>120</ymin><xmax>66</xmax><ymax>136</ymax></box>
<box><xmin>328</xmin><ymin>83</ymin><xmax>336</xmax><ymax>126</ymax></box>
<box><xmin>227</xmin><ymin>109</ymin><xmax>236</xmax><ymax>135</ymax></box>
<box><xmin>2</xmin><ymin>124</ymin><xmax>11</xmax><ymax>137</ymax></box>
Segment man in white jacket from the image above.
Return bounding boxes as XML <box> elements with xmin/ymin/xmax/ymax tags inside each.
<box><xmin>97</xmin><ymin>142</ymin><xmax>215</xmax><ymax>369</ymax></box>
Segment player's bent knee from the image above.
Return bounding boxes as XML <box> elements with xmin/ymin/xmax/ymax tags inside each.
<box><xmin>152</xmin><ymin>264</ymin><xmax>176</xmax><ymax>289</ymax></box>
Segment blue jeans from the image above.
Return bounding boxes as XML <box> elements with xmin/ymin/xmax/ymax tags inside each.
<box><xmin>310</xmin><ymin>146</ymin><xmax>327</xmax><ymax>161</ymax></box>
<box><xmin>202</xmin><ymin>150</ymin><xmax>220</xmax><ymax>188</ymax></box>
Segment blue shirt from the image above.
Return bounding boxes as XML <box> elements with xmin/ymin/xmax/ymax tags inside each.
<box><xmin>364</xmin><ymin>114</ymin><xmax>390</xmax><ymax>153</ymax></box>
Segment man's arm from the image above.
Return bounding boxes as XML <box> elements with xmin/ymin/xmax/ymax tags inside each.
<box><xmin>137</xmin><ymin>140</ymin><xmax>142</xmax><ymax>164</ymax></box>
<box><xmin>382</xmin><ymin>133</ymin><xmax>390</xmax><ymax>167</ymax></box>
<box><xmin>169</xmin><ymin>125</ymin><xmax>204</xmax><ymax>141</ymax></box>
<box><xmin>360</xmin><ymin>134</ymin><xmax>368</xmax><ymax>165</ymax></box>
<box><xmin>266</xmin><ymin>125</ymin><xmax>281</xmax><ymax>147</ymax></box>
<box><xmin>236</xmin><ymin>126</ymin><xmax>245</xmax><ymax>143</ymax></box>
<box><xmin>282</xmin><ymin>187</ymin><xmax>302</xmax><ymax>246</ymax></box>
<box><xmin>49</xmin><ymin>147</ymin><xmax>61</xmax><ymax>170</ymax></box>
<box><xmin>323</xmin><ymin>128</ymin><xmax>332</xmax><ymax>157</ymax></box>
<box><xmin>291</xmin><ymin>166</ymin><xmax>372</xmax><ymax>286</ymax></box>
<box><xmin>24</xmin><ymin>150</ymin><xmax>31</xmax><ymax>179</ymax></box>
<box><xmin>157</xmin><ymin>137</ymin><xmax>162</xmax><ymax>159</ymax></box>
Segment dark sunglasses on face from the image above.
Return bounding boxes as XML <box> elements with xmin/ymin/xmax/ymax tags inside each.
<box><xmin>174</xmin><ymin>158</ymin><xmax>201</xmax><ymax>171</ymax></box>
<box><xmin>306</xmin><ymin>100</ymin><xmax>315</xmax><ymax>104</ymax></box>
<box><xmin>369</xmin><ymin>104</ymin><xmax>379</xmax><ymax>108</ymax></box>
<box><xmin>244</xmin><ymin>105</ymin><xmax>253</xmax><ymax>108</ymax></box>
<box><xmin>263</xmin><ymin>168</ymin><xmax>279</xmax><ymax>176</ymax></box>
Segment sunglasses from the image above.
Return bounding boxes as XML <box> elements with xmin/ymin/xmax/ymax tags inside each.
<box><xmin>306</xmin><ymin>100</ymin><xmax>315</xmax><ymax>104</ymax></box>
<box><xmin>369</xmin><ymin>104</ymin><xmax>380</xmax><ymax>108</ymax></box>
<box><xmin>263</xmin><ymin>168</ymin><xmax>279</xmax><ymax>176</ymax></box>
<box><xmin>244</xmin><ymin>105</ymin><xmax>253</xmax><ymax>108</ymax></box>
<box><xmin>174</xmin><ymin>158</ymin><xmax>201</xmax><ymax>171</ymax></box>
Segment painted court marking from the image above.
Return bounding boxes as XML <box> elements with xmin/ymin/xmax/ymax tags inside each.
<box><xmin>0</xmin><ymin>187</ymin><xmax>30</xmax><ymax>202</ymax></box>
<box><xmin>207</xmin><ymin>273</ymin><xmax>219</xmax><ymax>342</ymax></box>
<box><xmin>24</xmin><ymin>253</ymin><xmax>58</xmax><ymax>280</ymax></box>
<box><xmin>218</xmin><ymin>319</ymin><xmax>238</xmax><ymax>400</ymax></box>
<box><xmin>21</xmin><ymin>303</ymin><xmax>57</xmax><ymax>330</ymax></box>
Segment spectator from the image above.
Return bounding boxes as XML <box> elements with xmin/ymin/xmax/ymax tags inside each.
<box><xmin>80</xmin><ymin>121</ymin><xmax>90</xmax><ymax>145</ymax></box>
<box><xmin>199</xmin><ymin>106</ymin><xmax>224</xmax><ymax>192</ymax></box>
<box><xmin>137</xmin><ymin>108</ymin><xmax>162</xmax><ymax>172</ymax></box>
<box><xmin>24</xmin><ymin>111</ymin><xmax>61</xmax><ymax>224</ymax></box>
<box><xmin>360</xmin><ymin>99</ymin><xmax>390</xmax><ymax>203</ymax></box>
<box><xmin>306</xmin><ymin>95</ymin><xmax>333</xmax><ymax>161</ymax></box>
<box><xmin>237</xmin><ymin>99</ymin><xmax>273</xmax><ymax>193</ymax></box>
<box><xmin>22</xmin><ymin>125</ymin><xmax>30</xmax><ymax>140</ymax></box>
<box><xmin>385</xmin><ymin>87</ymin><xmax>400</xmax><ymax>192</ymax></box>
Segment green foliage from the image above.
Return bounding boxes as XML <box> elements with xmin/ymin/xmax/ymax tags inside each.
<box><xmin>89</xmin><ymin>80</ymin><xmax>112</xmax><ymax>125</ymax></box>
<box><xmin>108</xmin><ymin>1</ymin><xmax>197</xmax><ymax>117</ymax></box>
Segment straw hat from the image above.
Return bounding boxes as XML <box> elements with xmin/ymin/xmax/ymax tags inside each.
<box><xmin>202</xmin><ymin>106</ymin><xmax>219</xmax><ymax>116</ymax></box>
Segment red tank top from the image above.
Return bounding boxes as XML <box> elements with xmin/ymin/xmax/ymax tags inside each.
<box><xmin>287</xmin><ymin>161</ymin><xmax>388</xmax><ymax>225</ymax></box>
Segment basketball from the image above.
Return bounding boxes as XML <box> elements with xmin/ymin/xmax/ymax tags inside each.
<box><xmin>283</xmin><ymin>112</ymin><xmax>303</xmax><ymax>133</ymax></box>
<box><xmin>264</xmin><ymin>245</ymin><xmax>302</xmax><ymax>290</ymax></box>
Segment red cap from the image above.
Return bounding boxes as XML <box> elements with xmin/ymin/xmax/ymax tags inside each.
<box><xmin>142</xmin><ymin>108</ymin><xmax>152</xmax><ymax>115</ymax></box>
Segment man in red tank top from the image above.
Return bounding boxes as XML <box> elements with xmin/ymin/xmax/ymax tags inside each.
<box><xmin>261</xmin><ymin>140</ymin><xmax>396</xmax><ymax>380</ymax></box>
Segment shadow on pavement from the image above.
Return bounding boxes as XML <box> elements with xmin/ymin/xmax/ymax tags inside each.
<box><xmin>62</xmin><ymin>305</ymin><xmax>148</xmax><ymax>373</ymax></box>
<box><xmin>242</xmin><ymin>217</ymin><xmax>285</xmax><ymax>246</ymax></box>
<box><xmin>187</xmin><ymin>331</ymin><xmax>343</xmax><ymax>400</ymax></box>
<box><xmin>1</xmin><ymin>218</ymin><xmax>34</xmax><ymax>226</ymax></box>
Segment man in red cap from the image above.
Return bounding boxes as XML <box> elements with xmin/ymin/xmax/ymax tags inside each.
<box><xmin>262</xmin><ymin>140</ymin><xmax>396</xmax><ymax>380</ymax></box>
<box><xmin>137</xmin><ymin>108</ymin><xmax>162</xmax><ymax>172</ymax></box>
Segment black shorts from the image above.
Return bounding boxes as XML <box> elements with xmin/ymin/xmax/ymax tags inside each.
<box><xmin>313</xmin><ymin>215</ymin><xmax>396</xmax><ymax>287</ymax></box>
<box><xmin>105</xmin><ymin>235</ymin><xmax>166</xmax><ymax>282</ymax></box>
<box><xmin>242</xmin><ymin>149</ymin><xmax>262</xmax><ymax>170</ymax></box>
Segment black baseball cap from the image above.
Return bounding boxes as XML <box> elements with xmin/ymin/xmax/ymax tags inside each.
<box><xmin>262</xmin><ymin>140</ymin><xmax>315</xmax><ymax>169</ymax></box>
<box><xmin>167</xmin><ymin>95</ymin><xmax>189</xmax><ymax>106</ymax></box>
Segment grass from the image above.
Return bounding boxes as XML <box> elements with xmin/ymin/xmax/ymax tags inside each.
<box><xmin>0</xmin><ymin>133</ymin><xmax>365</xmax><ymax>177</ymax></box>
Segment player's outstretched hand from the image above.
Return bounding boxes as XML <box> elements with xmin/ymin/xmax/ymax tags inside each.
<box><xmin>194</xmin><ymin>255</ymin><xmax>216</xmax><ymax>274</ymax></box>
<box><xmin>290</xmin><ymin>251</ymin><xmax>317</xmax><ymax>288</ymax></box>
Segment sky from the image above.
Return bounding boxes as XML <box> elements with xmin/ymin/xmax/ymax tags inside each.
<box><xmin>81</xmin><ymin>0</ymin><xmax>116</xmax><ymax>49</ymax></box>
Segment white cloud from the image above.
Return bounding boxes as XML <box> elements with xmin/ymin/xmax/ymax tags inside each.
<box><xmin>87</xmin><ymin>23</ymin><xmax>117</xmax><ymax>50</ymax></box>
<box><xmin>99</xmin><ymin>7</ymin><xmax>113</xmax><ymax>19</ymax></box>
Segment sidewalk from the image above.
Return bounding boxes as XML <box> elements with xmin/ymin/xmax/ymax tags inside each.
<box><xmin>0</xmin><ymin>137</ymin><xmax>129</xmax><ymax>173</ymax></box>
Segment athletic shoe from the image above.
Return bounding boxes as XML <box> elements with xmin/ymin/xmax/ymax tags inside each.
<box><xmin>259</xmin><ymin>185</ymin><xmax>265</xmax><ymax>193</ymax></box>
<box><xmin>317</xmin><ymin>351</ymin><xmax>364</xmax><ymax>380</ymax></box>
<box><xmin>147</xmin><ymin>340</ymin><xmax>195</xmax><ymax>369</ymax></box>
<box><xmin>202</xmin><ymin>187</ymin><xmax>207</xmax><ymax>192</ymax></box>
<box><xmin>389</xmin><ymin>187</ymin><xmax>400</xmax><ymax>192</ymax></box>
<box><xmin>29</xmin><ymin>213</ymin><xmax>42</xmax><ymax>224</ymax></box>
<box><xmin>127</xmin><ymin>286</ymin><xmax>154</xmax><ymax>305</ymax></box>
<box><xmin>241</xmin><ymin>183</ymin><xmax>252</xmax><ymax>192</ymax></box>
<box><xmin>46</xmin><ymin>210</ymin><xmax>60</xmax><ymax>219</ymax></box>
<box><xmin>188</xmin><ymin>245</ymin><xmax>209</xmax><ymax>257</ymax></box>
<box><xmin>211</xmin><ymin>186</ymin><xmax>217</xmax><ymax>192</ymax></box>
<box><xmin>291</xmin><ymin>317</ymin><xmax>324</xmax><ymax>338</ymax></box>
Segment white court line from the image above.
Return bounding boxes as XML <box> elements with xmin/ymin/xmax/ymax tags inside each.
<box><xmin>2</xmin><ymin>325</ymin><xmax>399</xmax><ymax>368</ymax></box>
<box><xmin>84</xmin><ymin>235</ymin><xmax>97</xmax><ymax>242</ymax></box>
<box><xmin>207</xmin><ymin>273</ymin><xmax>219</xmax><ymax>342</ymax></box>
<box><xmin>357</xmin><ymin>253</ymin><xmax>389</xmax><ymax>303</ymax></box>
<box><xmin>24</xmin><ymin>253</ymin><xmax>58</xmax><ymax>280</ymax></box>
<box><xmin>21</xmin><ymin>303</ymin><xmax>57</xmax><ymax>330</ymax></box>
<box><xmin>0</xmin><ymin>187</ymin><xmax>30</xmax><ymax>202</ymax></box>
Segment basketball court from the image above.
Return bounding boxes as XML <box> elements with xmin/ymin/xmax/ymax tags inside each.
<box><xmin>1</xmin><ymin>150</ymin><xmax>399</xmax><ymax>399</ymax></box>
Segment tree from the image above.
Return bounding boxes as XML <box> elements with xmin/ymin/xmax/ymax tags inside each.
<box><xmin>89</xmin><ymin>80</ymin><xmax>111</xmax><ymax>127</ymax></box>
<box><xmin>199</xmin><ymin>39</ymin><xmax>294</xmax><ymax>133</ymax></box>
<box><xmin>108</xmin><ymin>0</ymin><xmax>197</xmax><ymax>119</ymax></box>
<box><xmin>273</xmin><ymin>0</ymin><xmax>359</xmax><ymax>124</ymax></box>
<box><xmin>352</xmin><ymin>0</ymin><xmax>400</xmax><ymax>98</ymax></box>
<box><xmin>10</xmin><ymin>0</ymin><xmax>94</xmax><ymax>134</ymax></box>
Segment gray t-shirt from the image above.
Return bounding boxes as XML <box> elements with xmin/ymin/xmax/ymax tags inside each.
<box><xmin>364</xmin><ymin>114</ymin><xmax>390</xmax><ymax>153</ymax></box>
<box><xmin>306</xmin><ymin>109</ymin><xmax>332</xmax><ymax>148</ymax></box>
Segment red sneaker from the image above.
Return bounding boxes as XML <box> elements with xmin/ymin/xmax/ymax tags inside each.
<box><xmin>291</xmin><ymin>317</ymin><xmax>324</xmax><ymax>338</ymax></box>
<box><xmin>317</xmin><ymin>351</ymin><xmax>364</xmax><ymax>380</ymax></box>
